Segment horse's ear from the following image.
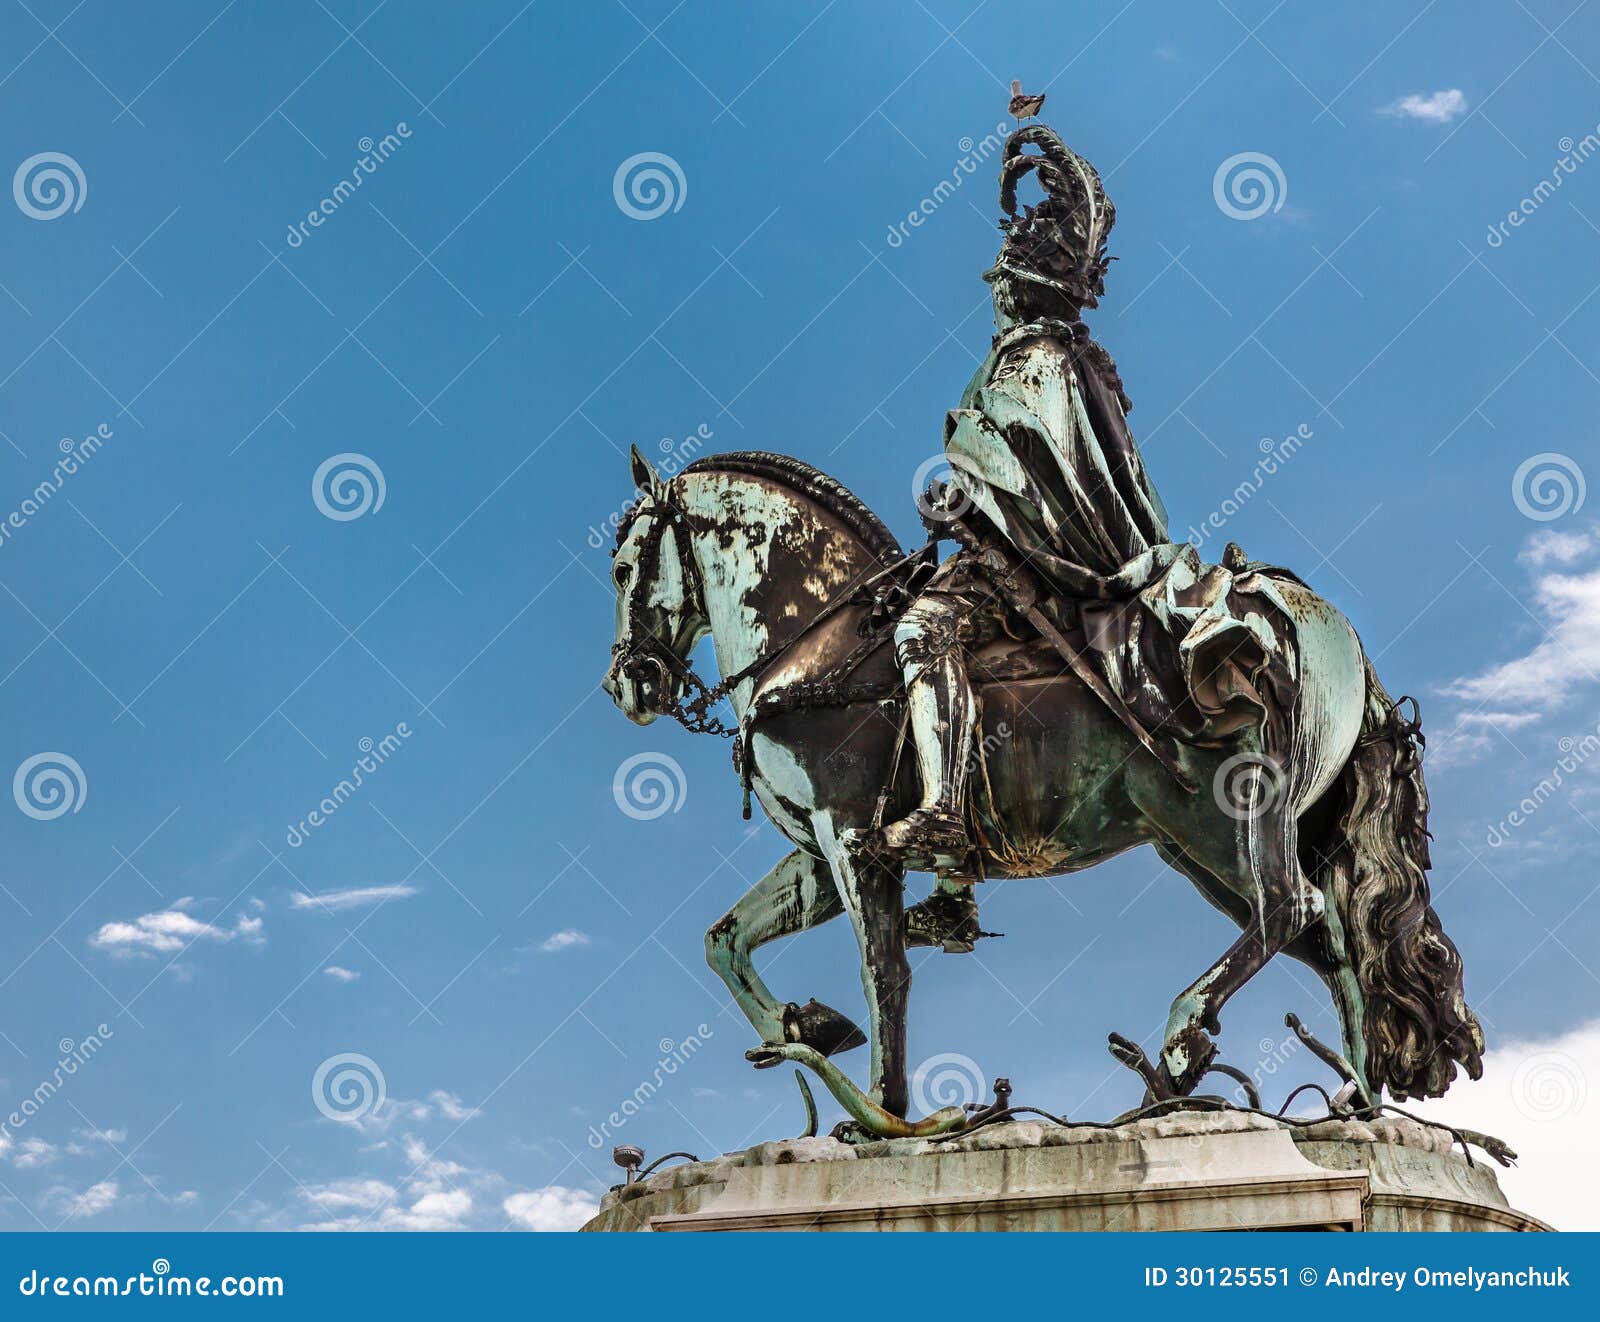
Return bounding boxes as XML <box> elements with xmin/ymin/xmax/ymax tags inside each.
<box><xmin>629</xmin><ymin>445</ymin><xmax>663</xmax><ymax>495</ymax></box>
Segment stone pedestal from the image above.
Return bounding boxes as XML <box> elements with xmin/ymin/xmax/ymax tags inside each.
<box><xmin>582</xmin><ymin>1111</ymin><xmax>1547</xmax><ymax>1232</ymax></box>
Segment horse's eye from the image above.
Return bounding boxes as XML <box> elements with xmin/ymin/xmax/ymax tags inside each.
<box><xmin>614</xmin><ymin>562</ymin><xmax>632</xmax><ymax>588</ymax></box>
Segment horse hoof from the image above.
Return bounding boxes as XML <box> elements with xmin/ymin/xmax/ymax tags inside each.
<box><xmin>783</xmin><ymin>999</ymin><xmax>867</xmax><ymax>1056</ymax></box>
<box><xmin>829</xmin><ymin>1119</ymin><xmax>874</xmax><ymax>1145</ymax></box>
<box><xmin>1158</xmin><ymin>1026</ymin><xmax>1218</xmax><ymax>1097</ymax></box>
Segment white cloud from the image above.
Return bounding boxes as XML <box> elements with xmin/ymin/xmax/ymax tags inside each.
<box><xmin>426</xmin><ymin>1091</ymin><xmax>481</xmax><ymax>1122</ymax></box>
<box><xmin>1444</xmin><ymin>563</ymin><xmax>1600</xmax><ymax>711</ymax></box>
<box><xmin>290</xmin><ymin>885</ymin><xmax>418</xmax><ymax>913</ymax></box>
<box><xmin>324</xmin><ymin>965</ymin><xmax>360</xmax><ymax>982</ymax></box>
<box><xmin>340</xmin><ymin>1091</ymin><xmax>480</xmax><ymax>1137</ymax></box>
<box><xmin>12</xmin><ymin>1138</ymin><xmax>58</xmax><ymax>1169</ymax></box>
<box><xmin>89</xmin><ymin>903</ymin><xmax>263</xmax><ymax>956</ymax></box>
<box><xmin>1380</xmin><ymin>88</ymin><xmax>1468</xmax><ymax>124</ymax></box>
<box><xmin>75</xmin><ymin>1126</ymin><xmax>127</xmax><ymax>1145</ymax></box>
<box><xmin>503</xmin><ymin>1186</ymin><xmax>600</xmax><ymax>1231</ymax></box>
<box><xmin>298</xmin><ymin>1184</ymin><xmax>475</xmax><ymax>1232</ymax></box>
<box><xmin>1522</xmin><ymin>527</ymin><xmax>1596</xmax><ymax>568</ymax></box>
<box><xmin>44</xmin><ymin>1179</ymin><xmax>120</xmax><ymax>1220</ymax></box>
<box><xmin>299</xmin><ymin>1177</ymin><xmax>395</xmax><ymax>1213</ymax></box>
<box><xmin>539</xmin><ymin>929</ymin><xmax>590</xmax><ymax>953</ymax></box>
<box><xmin>1438</xmin><ymin>532</ymin><xmax>1600</xmax><ymax>770</ymax></box>
<box><xmin>1427</xmin><ymin>710</ymin><xmax>1544</xmax><ymax>770</ymax></box>
<box><xmin>1410</xmin><ymin>1018</ymin><xmax>1600</xmax><ymax>1230</ymax></box>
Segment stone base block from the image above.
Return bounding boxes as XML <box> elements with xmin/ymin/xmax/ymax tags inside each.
<box><xmin>582</xmin><ymin>1111</ymin><xmax>1548</xmax><ymax>1232</ymax></box>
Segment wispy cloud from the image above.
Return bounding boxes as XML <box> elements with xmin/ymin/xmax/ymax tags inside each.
<box><xmin>538</xmin><ymin>929</ymin><xmax>590</xmax><ymax>954</ymax></box>
<box><xmin>290</xmin><ymin>885</ymin><xmax>418</xmax><ymax>913</ymax></box>
<box><xmin>1444</xmin><ymin>563</ymin><xmax>1600</xmax><ymax>711</ymax></box>
<box><xmin>1379</xmin><ymin>88</ymin><xmax>1468</xmax><ymax>124</ymax></box>
<box><xmin>12</xmin><ymin>1137</ymin><xmax>58</xmax><ymax>1169</ymax></box>
<box><xmin>1435</xmin><ymin>531</ymin><xmax>1600</xmax><ymax>766</ymax></box>
<box><xmin>324</xmin><ymin>966</ymin><xmax>361</xmax><ymax>983</ymax></box>
<box><xmin>43</xmin><ymin>1179</ymin><xmax>120</xmax><ymax>1220</ymax></box>
<box><xmin>89</xmin><ymin>902</ymin><xmax>264</xmax><ymax>956</ymax></box>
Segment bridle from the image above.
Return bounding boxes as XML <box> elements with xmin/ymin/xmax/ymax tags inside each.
<box><xmin>610</xmin><ymin>488</ymin><xmax>740</xmax><ymax>739</ymax></box>
<box><xmin>609</xmin><ymin>481</ymin><xmax>927</xmax><ymax>748</ymax></box>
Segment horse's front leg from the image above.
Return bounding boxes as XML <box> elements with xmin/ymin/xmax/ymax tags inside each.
<box><xmin>814</xmin><ymin>817</ymin><xmax>910</xmax><ymax>1116</ymax></box>
<box><xmin>1157</xmin><ymin>802</ymin><xmax>1322</xmax><ymax>1096</ymax></box>
<box><xmin>706</xmin><ymin>848</ymin><xmax>866</xmax><ymax>1057</ymax></box>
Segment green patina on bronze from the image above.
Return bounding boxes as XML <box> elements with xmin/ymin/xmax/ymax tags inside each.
<box><xmin>602</xmin><ymin>114</ymin><xmax>1484</xmax><ymax>1141</ymax></box>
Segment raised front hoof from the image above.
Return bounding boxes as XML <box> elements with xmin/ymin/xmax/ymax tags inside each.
<box><xmin>782</xmin><ymin>998</ymin><xmax>866</xmax><ymax>1056</ymax></box>
<box><xmin>1156</xmin><ymin>1025</ymin><xmax>1219</xmax><ymax>1098</ymax></box>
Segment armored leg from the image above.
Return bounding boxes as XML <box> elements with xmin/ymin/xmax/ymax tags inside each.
<box><xmin>872</xmin><ymin>593</ymin><xmax>979</xmax><ymax>872</ymax></box>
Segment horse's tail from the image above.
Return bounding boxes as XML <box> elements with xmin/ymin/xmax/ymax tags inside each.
<box><xmin>1312</xmin><ymin>654</ymin><xmax>1484</xmax><ymax>1100</ymax></box>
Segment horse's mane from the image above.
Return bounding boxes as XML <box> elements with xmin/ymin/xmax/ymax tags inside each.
<box><xmin>681</xmin><ymin>451</ymin><xmax>904</xmax><ymax>568</ymax></box>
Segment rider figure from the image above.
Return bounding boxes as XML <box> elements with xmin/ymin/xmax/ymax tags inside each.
<box><xmin>867</xmin><ymin>125</ymin><xmax>1172</xmax><ymax>912</ymax></box>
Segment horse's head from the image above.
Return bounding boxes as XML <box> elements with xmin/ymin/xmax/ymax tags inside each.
<box><xmin>602</xmin><ymin>447</ymin><xmax>708</xmax><ymax>725</ymax></box>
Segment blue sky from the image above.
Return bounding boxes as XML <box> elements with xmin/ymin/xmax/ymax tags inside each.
<box><xmin>0</xmin><ymin>0</ymin><xmax>1597</xmax><ymax>1232</ymax></box>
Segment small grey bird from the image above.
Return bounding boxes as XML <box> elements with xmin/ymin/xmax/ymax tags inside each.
<box><xmin>1009</xmin><ymin>79</ymin><xmax>1046</xmax><ymax>123</ymax></box>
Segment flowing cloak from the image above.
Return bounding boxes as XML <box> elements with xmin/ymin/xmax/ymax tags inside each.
<box><xmin>942</xmin><ymin>316</ymin><xmax>1300</xmax><ymax>744</ymax></box>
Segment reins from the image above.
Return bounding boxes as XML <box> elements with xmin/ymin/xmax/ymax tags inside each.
<box><xmin>611</xmin><ymin>484</ymin><xmax>926</xmax><ymax>761</ymax></box>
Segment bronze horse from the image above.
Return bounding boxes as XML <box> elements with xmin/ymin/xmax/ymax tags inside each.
<box><xmin>603</xmin><ymin>447</ymin><xmax>1483</xmax><ymax>1135</ymax></box>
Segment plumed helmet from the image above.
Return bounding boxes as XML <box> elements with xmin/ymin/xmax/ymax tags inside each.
<box><xmin>983</xmin><ymin>125</ymin><xmax>1115</xmax><ymax>309</ymax></box>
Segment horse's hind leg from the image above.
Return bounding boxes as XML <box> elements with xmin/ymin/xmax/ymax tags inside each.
<box><xmin>706</xmin><ymin>849</ymin><xmax>865</xmax><ymax>1058</ymax></box>
<box><xmin>813</xmin><ymin>817</ymin><xmax>911</xmax><ymax>1117</ymax></box>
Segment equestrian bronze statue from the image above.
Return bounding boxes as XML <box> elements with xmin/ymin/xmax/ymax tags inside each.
<box><xmin>602</xmin><ymin>119</ymin><xmax>1483</xmax><ymax>1139</ymax></box>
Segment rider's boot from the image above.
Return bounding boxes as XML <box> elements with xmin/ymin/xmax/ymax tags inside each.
<box><xmin>904</xmin><ymin>877</ymin><xmax>990</xmax><ymax>954</ymax></box>
<box><xmin>865</xmin><ymin>596</ymin><xmax>979</xmax><ymax>874</ymax></box>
